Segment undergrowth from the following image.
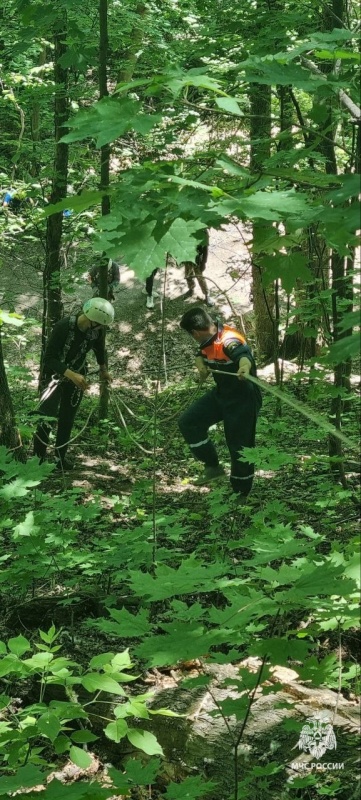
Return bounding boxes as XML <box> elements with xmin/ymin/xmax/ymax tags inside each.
<box><xmin>0</xmin><ymin>382</ymin><xmax>360</xmax><ymax>800</ymax></box>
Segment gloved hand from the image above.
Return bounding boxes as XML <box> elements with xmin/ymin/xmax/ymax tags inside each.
<box><xmin>195</xmin><ymin>356</ymin><xmax>209</xmax><ymax>384</ymax></box>
<box><xmin>237</xmin><ymin>357</ymin><xmax>251</xmax><ymax>380</ymax></box>
<box><xmin>64</xmin><ymin>370</ymin><xmax>89</xmax><ymax>391</ymax></box>
<box><xmin>197</xmin><ymin>368</ymin><xmax>209</xmax><ymax>385</ymax></box>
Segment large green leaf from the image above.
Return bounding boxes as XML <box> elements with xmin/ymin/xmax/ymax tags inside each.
<box><xmin>118</xmin><ymin>757</ymin><xmax>161</xmax><ymax>785</ymax></box>
<box><xmin>261</xmin><ymin>253</ymin><xmax>313</xmax><ymax>293</ymax></box>
<box><xmin>325</xmin><ymin>332</ymin><xmax>361</xmax><ymax>363</ymax></box>
<box><xmin>13</xmin><ymin>511</ymin><xmax>40</xmax><ymax>540</ymax></box>
<box><xmin>37</xmin><ymin>712</ymin><xmax>61</xmax><ymax>742</ymax></box>
<box><xmin>7</xmin><ymin>635</ymin><xmax>31</xmax><ymax>657</ymax></box>
<box><xmin>127</xmin><ymin>728</ymin><xmax>163</xmax><ymax>756</ymax></box>
<box><xmin>23</xmin><ymin>652</ymin><xmax>54</xmax><ymax>670</ymax></box>
<box><xmin>99</xmin><ymin>608</ymin><xmax>151</xmax><ymax>637</ymax></box>
<box><xmin>0</xmin><ymin>310</ymin><xmax>24</xmax><ymax>327</ymax></box>
<box><xmin>164</xmin><ymin>776</ymin><xmax>216</xmax><ymax>799</ymax></box>
<box><xmin>97</xmin><ymin>218</ymin><xmax>205</xmax><ymax>276</ymax></box>
<box><xmin>42</xmin><ymin>190</ymin><xmax>105</xmax><ymax>217</ymax></box>
<box><xmin>135</xmin><ymin>622</ymin><xmax>226</xmax><ymax>667</ymax></box>
<box><xmin>81</xmin><ymin>673</ymin><xmax>126</xmax><ymax>695</ymax></box>
<box><xmin>0</xmin><ymin>765</ymin><xmax>49</xmax><ymax>795</ymax></box>
<box><xmin>215</xmin><ymin>96</ymin><xmax>243</xmax><ymax>115</ymax></box>
<box><xmin>61</xmin><ymin>97</ymin><xmax>160</xmax><ymax>147</ymax></box>
<box><xmin>214</xmin><ymin>188</ymin><xmax>316</xmax><ymax>223</ymax></box>
<box><xmin>128</xmin><ymin>558</ymin><xmax>226</xmax><ymax>601</ymax></box>
<box><xmin>71</xmin><ymin>730</ymin><xmax>98</xmax><ymax>744</ymax></box>
<box><xmin>104</xmin><ymin>718</ymin><xmax>128</xmax><ymax>743</ymax></box>
<box><xmin>69</xmin><ymin>745</ymin><xmax>93</xmax><ymax>769</ymax></box>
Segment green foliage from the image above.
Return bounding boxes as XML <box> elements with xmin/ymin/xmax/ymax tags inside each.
<box><xmin>0</xmin><ymin>311</ymin><xmax>24</xmax><ymax>328</ymax></box>
<box><xmin>164</xmin><ymin>775</ymin><xmax>216</xmax><ymax>799</ymax></box>
<box><xmin>0</xmin><ymin>629</ymin><xmax>167</xmax><ymax>783</ymax></box>
<box><xmin>62</xmin><ymin>97</ymin><xmax>161</xmax><ymax>147</ymax></box>
<box><xmin>1</xmin><ymin>1</ymin><xmax>360</xmax><ymax>798</ymax></box>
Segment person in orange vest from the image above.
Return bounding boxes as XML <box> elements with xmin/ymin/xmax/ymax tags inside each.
<box><xmin>179</xmin><ymin>307</ymin><xmax>262</xmax><ymax>498</ymax></box>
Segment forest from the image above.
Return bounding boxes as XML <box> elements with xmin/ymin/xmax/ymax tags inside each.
<box><xmin>0</xmin><ymin>0</ymin><xmax>360</xmax><ymax>798</ymax></box>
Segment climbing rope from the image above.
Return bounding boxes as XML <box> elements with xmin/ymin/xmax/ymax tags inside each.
<box><xmin>210</xmin><ymin>369</ymin><xmax>357</xmax><ymax>452</ymax></box>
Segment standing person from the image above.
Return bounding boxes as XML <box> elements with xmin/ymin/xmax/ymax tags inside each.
<box><xmin>33</xmin><ymin>298</ymin><xmax>114</xmax><ymax>469</ymax></box>
<box><xmin>145</xmin><ymin>268</ymin><xmax>159</xmax><ymax>309</ymax></box>
<box><xmin>87</xmin><ymin>259</ymin><xmax>120</xmax><ymax>301</ymax></box>
<box><xmin>178</xmin><ymin>307</ymin><xmax>262</xmax><ymax>499</ymax></box>
<box><xmin>181</xmin><ymin>234</ymin><xmax>214</xmax><ymax>307</ymax></box>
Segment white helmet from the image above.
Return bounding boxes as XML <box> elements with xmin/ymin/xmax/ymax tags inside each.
<box><xmin>83</xmin><ymin>297</ymin><xmax>114</xmax><ymax>325</ymax></box>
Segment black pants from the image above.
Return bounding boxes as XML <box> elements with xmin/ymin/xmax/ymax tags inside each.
<box><xmin>178</xmin><ymin>385</ymin><xmax>261</xmax><ymax>495</ymax></box>
<box><xmin>146</xmin><ymin>269</ymin><xmax>159</xmax><ymax>296</ymax></box>
<box><xmin>33</xmin><ymin>378</ymin><xmax>83</xmax><ymax>464</ymax></box>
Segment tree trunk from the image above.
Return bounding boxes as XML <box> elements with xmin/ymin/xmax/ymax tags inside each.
<box><xmin>0</xmin><ymin>331</ymin><xmax>26</xmax><ymax>460</ymax></box>
<box><xmin>116</xmin><ymin>3</ymin><xmax>147</xmax><ymax>84</ymax></box>
<box><xmin>315</xmin><ymin>0</ymin><xmax>351</xmax><ymax>485</ymax></box>
<box><xmin>249</xmin><ymin>82</ymin><xmax>275</xmax><ymax>364</ymax></box>
<box><xmin>30</xmin><ymin>47</ymin><xmax>47</xmax><ymax>177</ymax></box>
<box><xmin>39</xmin><ymin>12</ymin><xmax>69</xmax><ymax>388</ymax></box>
<box><xmin>98</xmin><ymin>0</ymin><xmax>110</xmax><ymax>420</ymax></box>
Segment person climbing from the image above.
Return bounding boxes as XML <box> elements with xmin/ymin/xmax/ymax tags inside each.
<box><xmin>33</xmin><ymin>298</ymin><xmax>114</xmax><ymax>470</ymax></box>
<box><xmin>181</xmin><ymin>233</ymin><xmax>214</xmax><ymax>307</ymax></box>
<box><xmin>178</xmin><ymin>307</ymin><xmax>262</xmax><ymax>499</ymax></box>
<box><xmin>87</xmin><ymin>259</ymin><xmax>120</xmax><ymax>302</ymax></box>
<box><xmin>145</xmin><ymin>268</ymin><xmax>160</xmax><ymax>309</ymax></box>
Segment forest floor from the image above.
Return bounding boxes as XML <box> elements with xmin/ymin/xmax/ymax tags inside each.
<box><xmin>1</xmin><ymin>221</ymin><xmax>358</xmax><ymax>525</ymax></box>
<box><xmin>0</xmin><ymin>226</ymin><xmax>360</xmax><ymax>799</ymax></box>
<box><xmin>1</xmin><ymin>222</ymin><xmax>258</xmax><ymax>488</ymax></box>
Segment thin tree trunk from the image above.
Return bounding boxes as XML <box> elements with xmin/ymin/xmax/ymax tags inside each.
<box><xmin>116</xmin><ymin>3</ymin><xmax>147</xmax><ymax>84</ymax></box>
<box><xmin>98</xmin><ymin>0</ymin><xmax>110</xmax><ymax>420</ymax></box>
<box><xmin>316</xmin><ymin>0</ymin><xmax>350</xmax><ymax>485</ymax></box>
<box><xmin>249</xmin><ymin>82</ymin><xmax>275</xmax><ymax>364</ymax></box>
<box><xmin>40</xmin><ymin>13</ymin><xmax>69</xmax><ymax>388</ymax></box>
<box><xmin>0</xmin><ymin>332</ymin><xmax>26</xmax><ymax>460</ymax></box>
<box><xmin>30</xmin><ymin>47</ymin><xmax>47</xmax><ymax>177</ymax></box>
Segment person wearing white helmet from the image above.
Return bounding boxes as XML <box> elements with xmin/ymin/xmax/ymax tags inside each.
<box><xmin>33</xmin><ymin>298</ymin><xmax>114</xmax><ymax>469</ymax></box>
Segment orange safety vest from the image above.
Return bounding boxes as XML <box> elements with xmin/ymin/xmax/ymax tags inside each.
<box><xmin>201</xmin><ymin>324</ymin><xmax>246</xmax><ymax>363</ymax></box>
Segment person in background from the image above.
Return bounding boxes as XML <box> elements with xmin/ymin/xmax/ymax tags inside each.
<box><xmin>87</xmin><ymin>259</ymin><xmax>120</xmax><ymax>301</ymax></box>
<box><xmin>181</xmin><ymin>233</ymin><xmax>214</xmax><ymax>307</ymax></box>
<box><xmin>178</xmin><ymin>307</ymin><xmax>262</xmax><ymax>500</ymax></box>
<box><xmin>33</xmin><ymin>298</ymin><xmax>114</xmax><ymax>470</ymax></box>
<box><xmin>2</xmin><ymin>189</ymin><xmax>32</xmax><ymax>214</ymax></box>
<box><xmin>145</xmin><ymin>269</ymin><xmax>160</xmax><ymax>309</ymax></box>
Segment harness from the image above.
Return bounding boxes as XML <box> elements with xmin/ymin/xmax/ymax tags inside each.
<box><xmin>63</xmin><ymin>315</ymin><xmax>99</xmax><ymax>371</ymax></box>
<box><xmin>62</xmin><ymin>315</ymin><xmax>77</xmax><ymax>365</ymax></box>
<box><xmin>201</xmin><ymin>324</ymin><xmax>246</xmax><ymax>363</ymax></box>
<box><xmin>41</xmin><ymin>316</ymin><xmax>96</xmax><ymax>407</ymax></box>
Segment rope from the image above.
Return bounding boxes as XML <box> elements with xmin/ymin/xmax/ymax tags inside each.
<box><xmin>210</xmin><ymin>369</ymin><xmax>357</xmax><ymax>452</ymax></box>
<box><xmin>33</xmin><ymin>405</ymin><xmax>96</xmax><ymax>452</ymax></box>
<box><xmin>110</xmin><ymin>393</ymin><xmax>154</xmax><ymax>455</ymax></box>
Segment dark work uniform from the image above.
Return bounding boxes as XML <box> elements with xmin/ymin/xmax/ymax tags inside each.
<box><xmin>179</xmin><ymin>323</ymin><xmax>262</xmax><ymax>496</ymax></box>
<box><xmin>145</xmin><ymin>269</ymin><xmax>159</xmax><ymax>296</ymax></box>
<box><xmin>33</xmin><ymin>316</ymin><xmax>106</xmax><ymax>464</ymax></box>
